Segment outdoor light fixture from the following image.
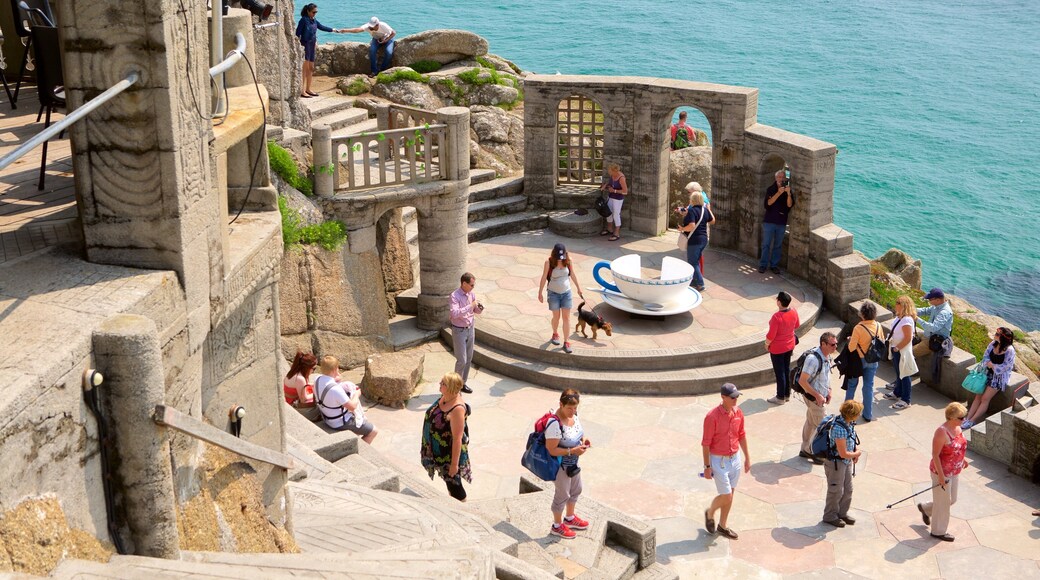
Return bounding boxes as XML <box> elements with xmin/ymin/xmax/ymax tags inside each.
<box><xmin>239</xmin><ymin>0</ymin><xmax>274</xmax><ymax>21</ymax></box>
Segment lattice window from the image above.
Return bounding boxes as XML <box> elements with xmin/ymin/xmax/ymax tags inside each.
<box><xmin>556</xmin><ymin>96</ymin><xmax>604</xmax><ymax>185</ymax></box>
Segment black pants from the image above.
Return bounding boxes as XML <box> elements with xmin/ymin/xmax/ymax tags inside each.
<box><xmin>771</xmin><ymin>350</ymin><xmax>793</xmax><ymax>399</ymax></box>
<box><xmin>445</xmin><ymin>476</ymin><xmax>467</xmax><ymax>501</ymax></box>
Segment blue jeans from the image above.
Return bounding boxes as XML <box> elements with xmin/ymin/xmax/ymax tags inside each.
<box><xmin>845</xmin><ymin>360</ymin><xmax>878</xmax><ymax>419</ymax></box>
<box><xmin>891</xmin><ymin>350</ymin><xmax>912</xmax><ymax>404</ymax></box>
<box><xmin>760</xmin><ymin>222</ymin><xmax>786</xmax><ymax>269</ymax></box>
<box><xmin>770</xmin><ymin>350</ymin><xmax>793</xmax><ymax>399</ymax></box>
<box><xmin>369</xmin><ymin>38</ymin><xmax>395</xmax><ymax>74</ymax></box>
<box><xmin>686</xmin><ymin>238</ymin><xmax>708</xmax><ymax>288</ymax></box>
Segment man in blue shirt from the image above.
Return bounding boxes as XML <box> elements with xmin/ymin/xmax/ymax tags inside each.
<box><xmin>914</xmin><ymin>287</ymin><xmax>953</xmax><ymax>357</ymax></box>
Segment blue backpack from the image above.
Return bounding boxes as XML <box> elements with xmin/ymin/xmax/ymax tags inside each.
<box><xmin>810</xmin><ymin>415</ymin><xmax>857</xmax><ymax>461</ymax></box>
<box><xmin>521</xmin><ymin>412</ymin><xmax>562</xmax><ymax>481</ymax></box>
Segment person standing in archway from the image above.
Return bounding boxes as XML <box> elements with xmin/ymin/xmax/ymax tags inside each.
<box><xmin>759</xmin><ymin>169</ymin><xmax>794</xmax><ymax>274</ymax></box>
<box><xmin>670</xmin><ymin>111</ymin><xmax>699</xmax><ymax>150</ymax></box>
<box><xmin>598</xmin><ymin>164</ymin><xmax>627</xmax><ymax>241</ymax></box>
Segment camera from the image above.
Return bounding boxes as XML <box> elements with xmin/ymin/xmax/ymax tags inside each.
<box><xmin>674</xmin><ymin>206</ymin><xmax>686</xmax><ymax>213</ymax></box>
<box><xmin>781</xmin><ymin>179</ymin><xmax>790</xmax><ymax>187</ymax></box>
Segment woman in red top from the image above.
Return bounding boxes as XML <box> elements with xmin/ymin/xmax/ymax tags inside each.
<box><xmin>284</xmin><ymin>351</ymin><xmax>318</xmax><ymax>406</ymax></box>
<box><xmin>917</xmin><ymin>402</ymin><xmax>968</xmax><ymax>542</ymax></box>
<box><xmin>765</xmin><ymin>291</ymin><xmax>800</xmax><ymax>404</ymax></box>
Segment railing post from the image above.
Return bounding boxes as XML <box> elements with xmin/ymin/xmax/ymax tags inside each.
<box><xmin>313</xmin><ymin>124</ymin><xmax>333</xmax><ymax>196</ymax></box>
<box><xmin>436</xmin><ymin>107</ymin><xmax>470</xmax><ymax>182</ymax></box>
<box><xmin>375</xmin><ymin>104</ymin><xmax>391</xmax><ymax>163</ymax></box>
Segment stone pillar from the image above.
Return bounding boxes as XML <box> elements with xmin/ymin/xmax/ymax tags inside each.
<box><xmin>92</xmin><ymin>315</ymin><xmax>179</xmax><ymax>559</ymax></box>
<box><xmin>56</xmin><ymin>0</ymin><xmax>218</xmax><ymax>354</ymax></box>
<box><xmin>416</xmin><ymin>188</ymin><xmax>468</xmax><ymax>330</ymax></box>
<box><xmin>437</xmin><ymin>106</ymin><xmax>471</xmax><ymax>182</ymax></box>
<box><xmin>215</xmin><ymin>9</ymin><xmax>256</xmax><ymax>89</ymax></box>
<box><xmin>313</xmin><ymin>124</ymin><xmax>333</xmax><ymax>196</ymax></box>
<box><xmin>523</xmin><ymin>91</ymin><xmax>559</xmax><ymax>209</ymax></box>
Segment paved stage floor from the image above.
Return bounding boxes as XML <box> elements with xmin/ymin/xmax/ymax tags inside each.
<box><xmin>355</xmin><ymin>342</ymin><xmax>1040</xmax><ymax>578</ymax></box>
<box><xmin>466</xmin><ymin>231</ymin><xmax>819</xmax><ymax>353</ymax></box>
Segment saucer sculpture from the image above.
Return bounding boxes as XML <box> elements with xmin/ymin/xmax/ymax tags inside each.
<box><xmin>591</xmin><ymin>254</ymin><xmax>702</xmax><ymax>316</ymax></box>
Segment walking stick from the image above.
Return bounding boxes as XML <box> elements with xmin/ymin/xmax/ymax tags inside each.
<box><xmin>885</xmin><ymin>483</ymin><xmax>941</xmax><ymax>509</ymax></box>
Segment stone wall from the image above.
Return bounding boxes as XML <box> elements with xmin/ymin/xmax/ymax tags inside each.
<box><xmin>522</xmin><ymin>75</ymin><xmax>866</xmax><ymax>319</ymax></box>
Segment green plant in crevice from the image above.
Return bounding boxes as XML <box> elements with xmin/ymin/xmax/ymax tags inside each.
<box><xmin>409</xmin><ymin>60</ymin><xmax>442</xmax><ymax>74</ymax></box>
<box><xmin>268</xmin><ymin>140</ymin><xmax>313</xmax><ymax>196</ymax></box>
<box><xmin>343</xmin><ymin>77</ymin><xmax>371</xmax><ymax>96</ymax></box>
<box><xmin>437</xmin><ymin>77</ymin><xmax>465</xmax><ymax>105</ymax></box>
<box><xmin>475</xmin><ymin>55</ymin><xmax>495</xmax><ymax>70</ymax></box>
<box><xmin>376</xmin><ymin>69</ymin><xmax>429</xmax><ymax>84</ymax></box>
<box><xmin>278</xmin><ymin>195</ymin><xmax>348</xmax><ymax>251</ymax></box>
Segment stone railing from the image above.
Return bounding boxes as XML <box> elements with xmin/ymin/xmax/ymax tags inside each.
<box><xmin>379</xmin><ymin>103</ymin><xmax>440</xmax><ymax>130</ymax></box>
<box><xmin>314</xmin><ymin>106</ymin><xmax>471</xmax><ymax>195</ymax></box>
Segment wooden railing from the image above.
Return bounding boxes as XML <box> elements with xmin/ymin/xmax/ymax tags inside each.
<box><xmin>331</xmin><ymin>124</ymin><xmax>447</xmax><ymax>191</ymax></box>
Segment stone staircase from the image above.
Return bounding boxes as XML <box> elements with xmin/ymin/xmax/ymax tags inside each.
<box><xmin>963</xmin><ymin>379</ymin><xmax>1038</xmax><ymax>477</ymax></box>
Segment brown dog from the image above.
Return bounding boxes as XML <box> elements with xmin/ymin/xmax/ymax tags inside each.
<box><xmin>575</xmin><ymin>301</ymin><xmax>613</xmax><ymax>340</ymax></box>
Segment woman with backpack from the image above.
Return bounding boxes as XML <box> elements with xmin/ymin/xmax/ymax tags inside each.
<box><xmin>844</xmin><ymin>301</ymin><xmax>886</xmax><ymax>422</ymax></box>
<box><xmin>544</xmin><ymin>388</ymin><xmax>591</xmax><ymax>539</ymax></box>
<box><xmin>961</xmin><ymin>327</ymin><xmax>1016</xmax><ymax>429</ymax></box>
<box><xmin>822</xmin><ymin>400</ymin><xmax>863</xmax><ymax>528</ymax></box>
<box><xmin>420</xmin><ymin>372</ymin><xmax>472</xmax><ymax>501</ymax></box>
<box><xmin>883</xmin><ymin>295</ymin><xmax>918</xmax><ymax>410</ymax></box>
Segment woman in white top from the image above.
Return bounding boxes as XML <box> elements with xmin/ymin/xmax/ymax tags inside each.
<box><xmin>544</xmin><ymin>388</ymin><xmax>591</xmax><ymax>539</ymax></box>
<box><xmin>883</xmin><ymin>295</ymin><xmax>918</xmax><ymax>410</ymax></box>
<box><xmin>538</xmin><ymin>243</ymin><xmax>584</xmax><ymax>354</ymax></box>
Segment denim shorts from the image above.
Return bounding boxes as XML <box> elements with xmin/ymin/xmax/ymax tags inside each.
<box><xmin>547</xmin><ymin>290</ymin><xmax>572</xmax><ymax>311</ymax></box>
<box><xmin>303</xmin><ymin>41</ymin><xmax>316</xmax><ymax>62</ymax></box>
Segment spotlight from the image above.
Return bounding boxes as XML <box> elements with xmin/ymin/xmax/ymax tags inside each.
<box><xmin>239</xmin><ymin>0</ymin><xmax>273</xmax><ymax>21</ymax></box>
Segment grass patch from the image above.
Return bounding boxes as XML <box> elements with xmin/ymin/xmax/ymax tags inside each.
<box><xmin>458</xmin><ymin>67</ymin><xmax>500</xmax><ymax>86</ymax></box>
<box><xmin>342</xmin><ymin>77</ymin><xmax>370</xmax><ymax>96</ymax></box>
<box><xmin>437</xmin><ymin>77</ymin><xmax>465</xmax><ymax>105</ymax></box>
<box><xmin>376</xmin><ymin>69</ymin><xmax>429</xmax><ymax>84</ymax></box>
<box><xmin>409</xmin><ymin>60</ymin><xmax>442</xmax><ymax>74</ymax></box>
<box><xmin>279</xmin><ymin>196</ymin><xmax>347</xmax><ymax>251</ymax></box>
<box><xmin>475</xmin><ymin>55</ymin><xmax>495</xmax><ymax>70</ymax></box>
<box><xmin>268</xmin><ymin>140</ymin><xmax>313</xmax><ymax>196</ymax></box>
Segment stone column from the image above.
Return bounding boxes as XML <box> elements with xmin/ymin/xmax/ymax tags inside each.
<box><xmin>415</xmin><ymin>108</ymin><xmax>470</xmax><ymax>330</ymax></box>
<box><xmin>523</xmin><ymin>90</ymin><xmax>559</xmax><ymax>209</ymax></box>
<box><xmin>313</xmin><ymin>124</ymin><xmax>333</xmax><ymax>196</ymax></box>
<box><xmin>92</xmin><ymin>315</ymin><xmax>179</xmax><ymax>559</ymax></box>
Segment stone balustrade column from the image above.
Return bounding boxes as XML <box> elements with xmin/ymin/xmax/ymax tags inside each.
<box><xmin>92</xmin><ymin>315</ymin><xmax>179</xmax><ymax>559</ymax></box>
<box><xmin>437</xmin><ymin>106</ymin><xmax>471</xmax><ymax>183</ymax></box>
<box><xmin>312</xmin><ymin>124</ymin><xmax>333</xmax><ymax>196</ymax></box>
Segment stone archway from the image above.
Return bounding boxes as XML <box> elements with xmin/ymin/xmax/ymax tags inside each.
<box><xmin>556</xmin><ymin>94</ymin><xmax>605</xmax><ymax>186</ymax></box>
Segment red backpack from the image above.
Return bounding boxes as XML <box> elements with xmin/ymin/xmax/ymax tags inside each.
<box><xmin>533</xmin><ymin>411</ymin><xmax>559</xmax><ymax>433</ymax></box>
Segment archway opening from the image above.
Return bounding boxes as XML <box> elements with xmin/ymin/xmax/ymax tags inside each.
<box><xmin>666</xmin><ymin>106</ymin><xmax>714</xmax><ymax>219</ymax></box>
<box><xmin>755</xmin><ymin>154</ymin><xmax>792</xmax><ymax>270</ymax></box>
<box><xmin>556</xmin><ymin>95</ymin><xmax>604</xmax><ymax>187</ymax></box>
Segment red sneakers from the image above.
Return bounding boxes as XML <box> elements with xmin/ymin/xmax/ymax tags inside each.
<box><xmin>564</xmin><ymin>514</ymin><xmax>589</xmax><ymax>530</ymax></box>
<box><xmin>550</xmin><ymin>522</ymin><xmax>576</xmax><ymax>539</ymax></box>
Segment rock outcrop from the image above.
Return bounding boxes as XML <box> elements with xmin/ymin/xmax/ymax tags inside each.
<box><xmin>668</xmin><ymin>146</ymin><xmax>712</xmax><ymax>211</ymax></box>
<box><xmin>469</xmin><ymin>105</ymin><xmax>524</xmax><ymax>173</ymax></box>
<box><xmin>392</xmin><ymin>29</ymin><xmax>489</xmax><ymax>65</ymax></box>
<box><xmin>370</xmin><ymin>69</ymin><xmax>445</xmax><ymax>110</ymax></box>
<box><xmin>876</xmin><ymin>248</ymin><xmax>923</xmax><ymax>290</ymax></box>
<box><xmin>362</xmin><ymin>352</ymin><xmax>426</xmax><ymax>408</ymax></box>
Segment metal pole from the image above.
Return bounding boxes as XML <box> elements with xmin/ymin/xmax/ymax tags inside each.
<box><xmin>210</xmin><ymin>1</ymin><xmax>226</xmax><ymax>117</ymax></box>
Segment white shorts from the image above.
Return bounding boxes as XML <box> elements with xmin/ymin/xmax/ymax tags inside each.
<box><xmin>709</xmin><ymin>451</ymin><xmax>742</xmax><ymax>495</ymax></box>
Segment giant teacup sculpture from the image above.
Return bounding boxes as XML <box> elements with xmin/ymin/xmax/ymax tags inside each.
<box><xmin>590</xmin><ymin>254</ymin><xmax>703</xmax><ymax>316</ymax></box>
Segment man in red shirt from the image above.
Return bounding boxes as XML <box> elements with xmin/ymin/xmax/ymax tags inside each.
<box><xmin>670</xmin><ymin>111</ymin><xmax>699</xmax><ymax>149</ymax></box>
<box><xmin>701</xmin><ymin>383</ymin><xmax>751</xmax><ymax>540</ymax></box>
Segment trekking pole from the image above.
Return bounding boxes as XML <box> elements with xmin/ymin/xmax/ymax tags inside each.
<box><xmin>885</xmin><ymin>483</ymin><xmax>941</xmax><ymax>509</ymax></box>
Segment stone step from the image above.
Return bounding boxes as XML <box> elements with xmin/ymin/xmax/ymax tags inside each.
<box><xmin>470</xmin><ymin>168</ymin><xmax>498</xmax><ymax>186</ymax></box>
<box><xmin>304</xmin><ymin>94</ymin><xmax>358</xmax><ymax>118</ymax></box>
<box><xmin>553</xmin><ymin>185</ymin><xmax>601</xmax><ymax>210</ymax></box>
<box><xmin>468</xmin><ymin>194</ymin><xmax>528</xmax><ymax>223</ymax></box>
<box><xmin>581</xmin><ymin>543</ymin><xmax>638</xmax><ymax>580</ymax></box>
<box><xmin>631</xmin><ymin>562</ymin><xmax>681</xmax><ymax>580</ymax></box>
<box><xmin>469</xmin><ymin>291</ymin><xmax>822</xmax><ymax>371</ymax></box>
<box><xmin>389</xmin><ymin>313</ymin><xmax>439</xmax><ymax>349</ymax></box>
<box><xmin>395</xmin><ymin>286</ymin><xmax>419</xmax><ymax>315</ymax></box>
<box><xmin>469</xmin><ymin>175</ymin><xmax>524</xmax><ymax>203</ymax></box>
<box><xmin>449</xmin><ymin>314</ymin><xmax>843</xmax><ymax>395</ymax></box>
<box><xmin>313</xmin><ymin>107</ymin><xmax>369</xmax><ymax>133</ymax></box>
<box><xmin>549</xmin><ymin>209</ymin><xmax>604</xmax><ymax>238</ymax></box>
<box><xmin>468</xmin><ymin>210</ymin><xmax>550</xmax><ymax>243</ymax></box>
<box><xmin>331</xmin><ymin>117</ymin><xmax>379</xmax><ymax>139</ymax></box>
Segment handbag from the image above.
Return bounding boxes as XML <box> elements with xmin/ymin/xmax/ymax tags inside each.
<box><xmin>676</xmin><ymin>205</ymin><xmax>705</xmax><ymax>252</ymax></box>
<box><xmin>928</xmin><ymin>334</ymin><xmax>945</xmax><ymax>352</ymax></box>
<box><xmin>594</xmin><ymin>195</ymin><xmax>611</xmax><ymax>217</ymax></box>
<box><xmin>961</xmin><ymin>364</ymin><xmax>988</xmax><ymax>394</ymax></box>
<box><xmin>521</xmin><ymin>420</ymin><xmax>561</xmax><ymax>482</ymax></box>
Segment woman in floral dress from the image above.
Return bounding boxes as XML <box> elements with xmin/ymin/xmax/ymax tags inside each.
<box><xmin>421</xmin><ymin>372</ymin><xmax>472</xmax><ymax>501</ymax></box>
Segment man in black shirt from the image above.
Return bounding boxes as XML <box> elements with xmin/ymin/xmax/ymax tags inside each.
<box><xmin>759</xmin><ymin>169</ymin><xmax>794</xmax><ymax>274</ymax></box>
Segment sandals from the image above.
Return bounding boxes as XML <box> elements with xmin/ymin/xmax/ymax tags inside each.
<box><xmin>300</xmin><ymin>93</ymin><xmax>314</xmax><ymax>98</ymax></box>
<box><xmin>306</xmin><ymin>91</ymin><xmax>319</xmax><ymax>97</ymax></box>
<box><xmin>599</xmin><ymin>230</ymin><xmax>610</xmax><ymax>236</ymax></box>
<box><xmin>608</xmin><ymin>235</ymin><xmax>620</xmax><ymax>242</ymax></box>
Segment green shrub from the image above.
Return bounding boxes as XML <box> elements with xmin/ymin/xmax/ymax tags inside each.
<box><xmin>278</xmin><ymin>196</ymin><xmax>347</xmax><ymax>251</ymax></box>
<box><xmin>343</xmin><ymin>77</ymin><xmax>370</xmax><ymax>96</ymax></box>
<box><xmin>458</xmin><ymin>67</ymin><xmax>499</xmax><ymax>86</ymax></box>
<box><xmin>475</xmin><ymin>56</ymin><xmax>495</xmax><ymax>70</ymax></box>
<box><xmin>268</xmin><ymin>140</ymin><xmax>313</xmax><ymax>196</ymax></box>
<box><xmin>376</xmin><ymin>69</ymin><xmax>429</xmax><ymax>84</ymax></box>
<box><xmin>409</xmin><ymin>60</ymin><xmax>442</xmax><ymax>74</ymax></box>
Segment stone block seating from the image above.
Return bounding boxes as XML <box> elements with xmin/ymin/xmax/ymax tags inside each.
<box><xmin>362</xmin><ymin>352</ymin><xmax>425</xmax><ymax>408</ymax></box>
<box><xmin>548</xmin><ymin>209</ymin><xmax>604</xmax><ymax>238</ymax></box>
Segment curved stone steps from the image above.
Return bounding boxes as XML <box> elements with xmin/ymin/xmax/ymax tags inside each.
<box><xmin>470</xmin><ymin>284</ymin><xmax>822</xmax><ymax>372</ymax></box>
<box><xmin>458</xmin><ymin>313</ymin><xmax>843</xmax><ymax>395</ymax></box>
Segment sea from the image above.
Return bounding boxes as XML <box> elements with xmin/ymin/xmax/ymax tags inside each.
<box><xmin>318</xmin><ymin>0</ymin><xmax>1040</xmax><ymax>330</ymax></box>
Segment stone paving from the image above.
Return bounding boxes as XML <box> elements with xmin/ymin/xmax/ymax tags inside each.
<box><xmin>467</xmin><ymin>231</ymin><xmax>819</xmax><ymax>353</ymax></box>
<box><xmin>356</xmin><ymin>342</ymin><xmax>1040</xmax><ymax>579</ymax></box>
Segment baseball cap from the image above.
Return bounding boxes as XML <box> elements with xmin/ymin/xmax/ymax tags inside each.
<box><xmin>721</xmin><ymin>383</ymin><xmax>741</xmax><ymax>399</ymax></box>
<box><xmin>924</xmin><ymin>288</ymin><xmax>945</xmax><ymax>300</ymax></box>
<box><xmin>367</xmin><ymin>17</ymin><xmax>380</xmax><ymax>28</ymax></box>
<box><xmin>552</xmin><ymin>242</ymin><xmax>567</xmax><ymax>260</ymax></box>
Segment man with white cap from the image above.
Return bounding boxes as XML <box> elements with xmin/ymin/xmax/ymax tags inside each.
<box><xmin>342</xmin><ymin>17</ymin><xmax>396</xmax><ymax>76</ymax></box>
<box><xmin>701</xmin><ymin>383</ymin><xmax>751</xmax><ymax>540</ymax></box>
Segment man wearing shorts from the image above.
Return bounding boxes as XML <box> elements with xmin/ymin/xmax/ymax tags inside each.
<box><xmin>314</xmin><ymin>356</ymin><xmax>378</xmax><ymax>443</ymax></box>
<box><xmin>701</xmin><ymin>383</ymin><xmax>751</xmax><ymax>540</ymax></box>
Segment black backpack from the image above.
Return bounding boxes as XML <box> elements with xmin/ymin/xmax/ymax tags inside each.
<box><xmin>594</xmin><ymin>194</ymin><xmax>611</xmax><ymax>217</ymax></box>
<box><xmin>790</xmin><ymin>349</ymin><xmax>824</xmax><ymax>396</ymax></box>
<box><xmin>860</xmin><ymin>323</ymin><xmax>885</xmax><ymax>364</ymax></box>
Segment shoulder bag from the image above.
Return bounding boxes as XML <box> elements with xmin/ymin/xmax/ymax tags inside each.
<box><xmin>961</xmin><ymin>363</ymin><xmax>987</xmax><ymax>394</ymax></box>
<box><xmin>677</xmin><ymin>206</ymin><xmax>705</xmax><ymax>252</ymax></box>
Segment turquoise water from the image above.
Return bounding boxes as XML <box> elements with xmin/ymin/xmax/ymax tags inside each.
<box><xmin>319</xmin><ymin>0</ymin><xmax>1040</xmax><ymax>330</ymax></box>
